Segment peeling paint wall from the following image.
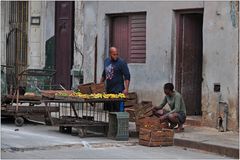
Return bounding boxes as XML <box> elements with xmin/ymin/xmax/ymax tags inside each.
<box><xmin>2</xmin><ymin>1</ymin><xmax>237</xmax><ymax>130</ymax></box>
<box><xmin>202</xmin><ymin>1</ymin><xmax>239</xmax><ymax>130</ymax></box>
<box><xmin>77</xmin><ymin>1</ymin><xmax>204</xmax><ymax>100</ymax></box>
<box><xmin>229</xmin><ymin>1</ymin><xmax>239</xmax><ymax>28</ymax></box>
<box><xmin>76</xmin><ymin>1</ymin><xmax>239</xmax><ymax>131</ymax></box>
<box><xmin>45</xmin><ymin>1</ymin><xmax>55</xmax><ymax>40</ymax></box>
<box><xmin>1</xmin><ymin>1</ymin><xmax>11</xmax><ymax>66</ymax></box>
<box><xmin>28</xmin><ymin>1</ymin><xmax>46</xmax><ymax>69</ymax></box>
<box><xmin>73</xmin><ymin>1</ymin><xmax>84</xmax><ymax>87</ymax></box>
<box><xmin>1</xmin><ymin>1</ymin><xmax>52</xmax><ymax>70</ymax></box>
<box><xmin>81</xmin><ymin>1</ymin><xmax>99</xmax><ymax>83</ymax></box>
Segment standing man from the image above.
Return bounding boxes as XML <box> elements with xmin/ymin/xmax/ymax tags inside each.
<box><xmin>152</xmin><ymin>83</ymin><xmax>187</xmax><ymax>132</ymax></box>
<box><xmin>101</xmin><ymin>47</ymin><xmax>130</xmax><ymax>112</ymax></box>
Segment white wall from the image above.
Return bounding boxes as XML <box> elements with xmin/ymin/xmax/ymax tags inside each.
<box><xmin>28</xmin><ymin>1</ymin><xmax>45</xmax><ymax>69</ymax></box>
<box><xmin>73</xmin><ymin>1</ymin><xmax>84</xmax><ymax>88</ymax></box>
<box><xmin>1</xmin><ymin>1</ymin><xmax>9</xmax><ymax>66</ymax></box>
<box><xmin>202</xmin><ymin>1</ymin><xmax>239</xmax><ymax>129</ymax></box>
<box><xmin>45</xmin><ymin>1</ymin><xmax>55</xmax><ymax>41</ymax></box>
<box><xmin>75</xmin><ymin>1</ymin><xmax>239</xmax><ymax>130</ymax></box>
<box><xmin>79</xmin><ymin>1</ymin><xmax>203</xmax><ymax>103</ymax></box>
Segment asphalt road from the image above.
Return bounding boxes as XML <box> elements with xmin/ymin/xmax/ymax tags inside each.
<box><xmin>1</xmin><ymin>119</ymin><xmax>230</xmax><ymax>159</ymax></box>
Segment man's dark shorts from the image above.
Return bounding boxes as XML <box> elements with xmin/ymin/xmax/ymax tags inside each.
<box><xmin>177</xmin><ymin>111</ymin><xmax>186</xmax><ymax>124</ymax></box>
<box><xmin>104</xmin><ymin>101</ymin><xmax>120</xmax><ymax>112</ymax></box>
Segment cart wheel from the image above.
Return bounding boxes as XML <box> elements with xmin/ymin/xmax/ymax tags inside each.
<box><xmin>15</xmin><ymin>117</ymin><xmax>24</xmax><ymax>127</ymax></box>
<box><xmin>44</xmin><ymin>117</ymin><xmax>52</xmax><ymax>126</ymax></box>
<box><xmin>78</xmin><ymin>128</ymin><xmax>86</xmax><ymax>138</ymax></box>
<box><xmin>103</xmin><ymin>126</ymin><xmax>109</xmax><ymax>137</ymax></box>
<box><xmin>59</xmin><ymin>126</ymin><xmax>72</xmax><ymax>134</ymax></box>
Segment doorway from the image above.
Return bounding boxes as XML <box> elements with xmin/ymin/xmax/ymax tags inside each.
<box><xmin>175</xmin><ymin>9</ymin><xmax>203</xmax><ymax>115</ymax></box>
<box><xmin>55</xmin><ymin>1</ymin><xmax>74</xmax><ymax>89</ymax></box>
<box><xmin>6</xmin><ymin>1</ymin><xmax>28</xmax><ymax>91</ymax></box>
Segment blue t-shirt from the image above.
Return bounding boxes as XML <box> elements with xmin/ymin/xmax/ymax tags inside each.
<box><xmin>102</xmin><ymin>58</ymin><xmax>130</xmax><ymax>93</ymax></box>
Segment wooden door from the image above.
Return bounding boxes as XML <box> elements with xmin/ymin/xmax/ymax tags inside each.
<box><xmin>6</xmin><ymin>1</ymin><xmax>28</xmax><ymax>89</ymax></box>
<box><xmin>110</xmin><ymin>16</ymin><xmax>129</xmax><ymax>61</ymax></box>
<box><xmin>110</xmin><ymin>13</ymin><xmax>146</xmax><ymax>63</ymax></box>
<box><xmin>176</xmin><ymin>11</ymin><xmax>203</xmax><ymax>115</ymax></box>
<box><xmin>55</xmin><ymin>1</ymin><xmax>74</xmax><ymax>89</ymax></box>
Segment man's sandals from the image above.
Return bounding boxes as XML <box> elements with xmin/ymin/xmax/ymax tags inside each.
<box><xmin>169</xmin><ymin>123</ymin><xmax>185</xmax><ymax>133</ymax></box>
<box><xmin>174</xmin><ymin>127</ymin><xmax>184</xmax><ymax>133</ymax></box>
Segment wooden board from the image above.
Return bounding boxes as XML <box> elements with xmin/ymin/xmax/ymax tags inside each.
<box><xmin>6</xmin><ymin>95</ymin><xmax>41</xmax><ymax>101</ymax></box>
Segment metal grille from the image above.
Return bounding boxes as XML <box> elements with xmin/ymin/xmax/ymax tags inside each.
<box><xmin>6</xmin><ymin>1</ymin><xmax>28</xmax><ymax>90</ymax></box>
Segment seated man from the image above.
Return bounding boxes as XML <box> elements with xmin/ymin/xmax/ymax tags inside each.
<box><xmin>152</xmin><ymin>83</ymin><xmax>186</xmax><ymax>132</ymax></box>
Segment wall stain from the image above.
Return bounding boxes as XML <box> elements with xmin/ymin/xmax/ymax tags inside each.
<box><xmin>229</xmin><ymin>1</ymin><xmax>239</xmax><ymax>28</ymax></box>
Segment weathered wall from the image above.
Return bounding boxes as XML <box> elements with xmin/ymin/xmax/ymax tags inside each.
<box><xmin>73</xmin><ymin>1</ymin><xmax>84</xmax><ymax>88</ymax></box>
<box><xmin>45</xmin><ymin>1</ymin><xmax>55</xmax><ymax>41</ymax></box>
<box><xmin>81</xmin><ymin>1</ymin><xmax>99</xmax><ymax>84</ymax></box>
<box><xmin>1</xmin><ymin>1</ymin><xmax>9</xmax><ymax>66</ymax></box>
<box><xmin>28</xmin><ymin>1</ymin><xmax>45</xmax><ymax>69</ymax></box>
<box><xmin>1</xmin><ymin>1</ymin><xmax>50</xmax><ymax>69</ymax></box>
<box><xmin>79</xmin><ymin>1</ymin><xmax>203</xmax><ymax>102</ymax></box>
<box><xmin>1</xmin><ymin>1</ymin><xmax>5</xmax><ymax>65</ymax></box>
<box><xmin>76</xmin><ymin>1</ymin><xmax>239</xmax><ymax>130</ymax></box>
<box><xmin>202</xmin><ymin>1</ymin><xmax>239</xmax><ymax>130</ymax></box>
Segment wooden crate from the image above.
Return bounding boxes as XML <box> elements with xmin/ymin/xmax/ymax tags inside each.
<box><xmin>125</xmin><ymin>100</ymin><xmax>152</xmax><ymax>122</ymax></box>
<box><xmin>124</xmin><ymin>99</ymin><xmax>138</xmax><ymax>107</ymax></box>
<box><xmin>125</xmin><ymin>92</ymin><xmax>138</xmax><ymax>108</ymax></box>
<box><xmin>91</xmin><ymin>83</ymin><xmax>105</xmax><ymax>93</ymax></box>
<box><xmin>126</xmin><ymin>92</ymin><xmax>138</xmax><ymax>100</ymax></box>
<box><xmin>139</xmin><ymin>139</ymin><xmax>174</xmax><ymax>147</ymax></box>
<box><xmin>139</xmin><ymin>128</ymin><xmax>174</xmax><ymax>147</ymax></box>
<box><xmin>138</xmin><ymin>117</ymin><xmax>161</xmax><ymax>130</ymax></box>
<box><xmin>139</xmin><ymin>128</ymin><xmax>151</xmax><ymax>141</ymax></box>
<box><xmin>78</xmin><ymin>83</ymin><xmax>93</xmax><ymax>94</ymax></box>
<box><xmin>125</xmin><ymin>107</ymin><xmax>136</xmax><ymax>122</ymax></box>
<box><xmin>135</xmin><ymin>101</ymin><xmax>153</xmax><ymax>119</ymax></box>
<box><xmin>151</xmin><ymin>129</ymin><xmax>174</xmax><ymax>138</ymax></box>
<box><xmin>136</xmin><ymin>116</ymin><xmax>169</xmax><ymax>132</ymax></box>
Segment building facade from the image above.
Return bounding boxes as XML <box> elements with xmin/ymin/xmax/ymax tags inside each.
<box><xmin>1</xmin><ymin>1</ymin><xmax>239</xmax><ymax>131</ymax></box>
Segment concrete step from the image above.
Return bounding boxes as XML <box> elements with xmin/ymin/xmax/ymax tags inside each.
<box><xmin>185</xmin><ymin>116</ymin><xmax>202</xmax><ymax>126</ymax></box>
<box><xmin>174</xmin><ymin>126</ymin><xmax>239</xmax><ymax>159</ymax></box>
<box><xmin>174</xmin><ymin>138</ymin><xmax>239</xmax><ymax>159</ymax></box>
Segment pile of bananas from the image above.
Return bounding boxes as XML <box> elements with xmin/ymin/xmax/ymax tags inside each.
<box><xmin>56</xmin><ymin>92</ymin><xmax>126</xmax><ymax>99</ymax></box>
<box><xmin>55</xmin><ymin>92</ymin><xmax>69</xmax><ymax>97</ymax></box>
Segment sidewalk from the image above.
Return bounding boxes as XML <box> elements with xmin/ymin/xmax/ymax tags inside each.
<box><xmin>174</xmin><ymin>125</ymin><xmax>239</xmax><ymax>158</ymax></box>
<box><xmin>129</xmin><ymin>122</ymin><xmax>239</xmax><ymax>158</ymax></box>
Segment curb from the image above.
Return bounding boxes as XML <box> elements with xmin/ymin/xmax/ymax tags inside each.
<box><xmin>174</xmin><ymin>138</ymin><xmax>239</xmax><ymax>159</ymax></box>
<box><xmin>130</xmin><ymin>131</ymin><xmax>239</xmax><ymax>159</ymax></box>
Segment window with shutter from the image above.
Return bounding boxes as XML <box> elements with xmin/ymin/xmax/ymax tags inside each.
<box><xmin>129</xmin><ymin>14</ymin><xmax>146</xmax><ymax>63</ymax></box>
<box><xmin>110</xmin><ymin>12</ymin><xmax>146</xmax><ymax>63</ymax></box>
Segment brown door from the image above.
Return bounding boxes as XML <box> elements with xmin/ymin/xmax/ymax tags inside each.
<box><xmin>110</xmin><ymin>13</ymin><xmax>146</xmax><ymax>63</ymax></box>
<box><xmin>110</xmin><ymin>16</ymin><xmax>129</xmax><ymax>61</ymax></box>
<box><xmin>175</xmin><ymin>11</ymin><xmax>203</xmax><ymax>115</ymax></box>
<box><xmin>6</xmin><ymin>1</ymin><xmax>28</xmax><ymax>88</ymax></box>
<box><xmin>55</xmin><ymin>1</ymin><xmax>74</xmax><ymax>89</ymax></box>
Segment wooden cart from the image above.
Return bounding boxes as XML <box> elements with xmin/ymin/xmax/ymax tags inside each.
<box><xmin>1</xmin><ymin>69</ymin><xmax>60</xmax><ymax>126</ymax></box>
<box><xmin>43</xmin><ymin>97</ymin><xmax>125</xmax><ymax>137</ymax></box>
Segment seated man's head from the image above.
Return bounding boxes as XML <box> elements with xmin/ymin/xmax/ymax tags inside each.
<box><xmin>164</xmin><ymin>83</ymin><xmax>174</xmax><ymax>96</ymax></box>
<box><xmin>109</xmin><ymin>47</ymin><xmax>118</xmax><ymax>61</ymax></box>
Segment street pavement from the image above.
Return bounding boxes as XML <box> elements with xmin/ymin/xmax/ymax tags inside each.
<box><xmin>1</xmin><ymin>120</ymin><xmax>232</xmax><ymax>159</ymax></box>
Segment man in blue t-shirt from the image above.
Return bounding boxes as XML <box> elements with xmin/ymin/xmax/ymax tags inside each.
<box><xmin>101</xmin><ymin>47</ymin><xmax>130</xmax><ymax>111</ymax></box>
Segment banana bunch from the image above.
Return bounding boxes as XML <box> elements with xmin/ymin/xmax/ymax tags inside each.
<box><xmin>69</xmin><ymin>92</ymin><xmax>90</xmax><ymax>99</ymax></box>
<box><xmin>55</xmin><ymin>92</ymin><xmax>69</xmax><ymax>97</ymax></box>
<box><xmin>63</xmin><ymin>92</ymin><xmax>126</xmax><ymax>99</ymax></box>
